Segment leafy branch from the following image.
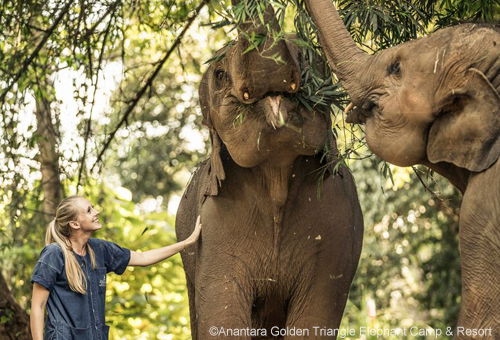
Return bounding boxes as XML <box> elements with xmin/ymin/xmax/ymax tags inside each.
<box><xmin>90</xmin><ymin>0</ymin><xmax>210</xmax><ymax>172</ymax></box>
<box><xmin>0</xmin><ymin>1</ymin><xmax>72</xmax><ymax>105</ymax></box>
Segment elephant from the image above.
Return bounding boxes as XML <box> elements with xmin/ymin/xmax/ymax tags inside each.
<box><xmin>175</xmin><ymin>4</ymin><xmax>363</xmax><ymax>340</ymax></box>
<box><xmin>305</xmin><ymin>0</ymin><xmax>500</xmax><ymax>338</ymax></box>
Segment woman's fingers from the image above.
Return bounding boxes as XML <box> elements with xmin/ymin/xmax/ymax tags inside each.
<box><xmin>186</xmin><ymin>216</ymin><xmax>202</xmax><ymax>244</ymax></box>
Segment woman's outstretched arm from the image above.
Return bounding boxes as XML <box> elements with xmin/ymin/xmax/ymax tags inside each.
<box><xmin>128</xmin><ymin>216</ymin><xmax>201</xmax><ymax>267</ymax></box>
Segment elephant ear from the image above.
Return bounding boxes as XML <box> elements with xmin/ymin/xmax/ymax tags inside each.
<box><xmin>199</xmin><ymin>71</ymin><xmax>226</xmax><ymax>196</ymax></box>
<box><xmin>427</xmin><ymin>69</ymin><xmax>500</xmax><ymax>172</ymax></box>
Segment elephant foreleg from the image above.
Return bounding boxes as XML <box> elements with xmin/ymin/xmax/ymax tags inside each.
<box><xmin>457</xmin><ymin>217</ymin><xmax>500</xmax><ymax>339</ymax></box>
<box><xmin>195</xmin><ymin>276</ymin><xmax>253</xmax><ymax>339</ymax></box>
<box><xmin>457</xmin><ymin>168</ymin><xmax>500</xmax><ymax>340</ymax></box>
<box><xmin>284</xmin><ymin>273</ymin><xmax>354</xmax><ymax>340</ymax></box>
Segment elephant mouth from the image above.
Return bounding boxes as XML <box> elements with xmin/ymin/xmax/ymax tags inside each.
<box><xmin>262</xmin><ymin>94</ymin><xmax>303</xmax><ymax>130</ymax></box>
<box><xmin>345</xmin><ymin>98</ymin><xmax>378</xmax><ymax>124</ymax></box>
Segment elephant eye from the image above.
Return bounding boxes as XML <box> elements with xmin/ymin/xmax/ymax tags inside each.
<box><xmin>215</xmin><ymin>69</ymin><xmax>227</xmax><ymax>81</ymax></box>
<box><xmin>362</xmin><ymin>100</ymin><xmax>377</xmax><ymax>112</ymax></box>
<box><xmin>388</xmin><ymin>60</ymin><xmax>401</xmax><ymax>76</ymax></box>
<box><xmin>214</xmin><ymin>68</ymin><xmax>230</xmax><ymax>88</ymax></box>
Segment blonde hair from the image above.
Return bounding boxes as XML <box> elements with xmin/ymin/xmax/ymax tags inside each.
<box><xmin>45</xmin><ymin>195</ymin><xmax>97</xmax><ymax>294</ymax></box>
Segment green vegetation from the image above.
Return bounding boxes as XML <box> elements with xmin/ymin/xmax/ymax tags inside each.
<box><xmin>1</xmin><ymin>0</ymin><xmax>497</xmax><ymax>339</ymax></box>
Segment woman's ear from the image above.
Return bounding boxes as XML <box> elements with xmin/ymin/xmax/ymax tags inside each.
<box><xmin>69</xmin><ymin>221</ymin><xmax>80</xmax><ymax>230</ymax></box>
<box><xmin>427</xmin><ymin>69</ymin><xmax>500</xmax><ymax>172</ymax></box>
<box><xmin>199</xmin><ymin>71</ymin><xmax>226</xmax><ymax>196</ymax></box>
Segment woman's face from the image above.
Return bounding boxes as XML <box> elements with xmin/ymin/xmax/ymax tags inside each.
<box><xmin>74</xmin><ymin>198</ymin><xmax>102</xmax><ymax>232</ymax></box>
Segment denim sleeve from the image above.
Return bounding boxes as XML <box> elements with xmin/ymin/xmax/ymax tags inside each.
<box><xmin>31</xmin><ymin>244</ymin><xmax>64</xmax><ymax>291</ymax></box>
<box><xmin>98</xmin><ymin>240</ymin><xmax>131</xmax><ymax>275</ymax></box>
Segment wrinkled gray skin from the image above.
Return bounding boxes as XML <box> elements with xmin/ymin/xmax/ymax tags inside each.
<box><xmin>306</xmin><ymin>0</ymin><xmax>500</xmax><ymax>338</ymax></box>
<box><xmin>175</xmin><ymin>5</ymin><xmax>363</xmax><ymax>340</ymax></box>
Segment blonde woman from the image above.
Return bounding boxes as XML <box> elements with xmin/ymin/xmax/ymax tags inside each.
<box><xmin>30</xmin><ymin>195</ymin><xmax>201</xmax><ymax>340</ymax></box>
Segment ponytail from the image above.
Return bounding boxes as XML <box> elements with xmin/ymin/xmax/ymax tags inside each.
<box><xmin>45</xmin><ymin>219</ymin><xmax>56</xmax><ymax>245</ymax></box>
<box><xmin>45</xmin><ymin>196</ymin><xmax>97</xmax><ymax>294</ymax></box>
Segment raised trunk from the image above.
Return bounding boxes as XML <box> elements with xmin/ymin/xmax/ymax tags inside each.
<box><xmin>305</xmin><ymin>0</ymin><xmax>370</xmax><ymax>99</ymax></box>
<box><xmin>0</xmin><ymin>272</ymin><xmax>31</xmax><ymax>340</ymax></box>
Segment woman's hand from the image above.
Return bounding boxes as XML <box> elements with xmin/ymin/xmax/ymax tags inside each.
<box><xmin>128</xmin><ymin>216</ymin><xmax>202</xmax><ymax>267</ymax></box>
<box><xmin>184</xmin><ymin>215</ymin><xmax>202</xmax><ymax>245</ymax></box>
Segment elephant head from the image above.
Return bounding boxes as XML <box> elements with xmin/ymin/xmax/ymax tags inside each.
<box><xmin>200</xmin><ymin>3</ymin><xmax>330</xmax><ymax>195</ymax></box>
<box><xmin>305</xmin><ymin>0</ymin><xmax>500</xmax><ymax>182</ymax></box>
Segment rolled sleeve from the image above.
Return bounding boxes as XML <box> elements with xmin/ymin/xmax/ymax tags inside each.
<box><xmin>31</xmin><ymin>244</ymin><xmax>63</xmax><ymax>291</ymax></box>
<box><xmin>98</xmin><ymin>240</ymin><xmax>131</xmax><ymax>275</ymax></box>
<box><xmin>31</xmin><ymin>262</ymin><xmax>58</xmax><ymax>290</ymax></box>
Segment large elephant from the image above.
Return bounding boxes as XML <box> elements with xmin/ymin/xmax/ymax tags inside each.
<box><xmin>305</xmin><ymin>0</ymin><xmax>499</xmax><ymax>338</ymax></box>
<box><xmin>175</xmin><ymin>4</ymin><xmax>363</xmax><ymax>340</ymax></box>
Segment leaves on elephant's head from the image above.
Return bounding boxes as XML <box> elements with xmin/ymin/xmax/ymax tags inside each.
<box><xmin>204</xmin><ymin>53</ymin><xmax>226</xmax><ymax>65</ymax></box>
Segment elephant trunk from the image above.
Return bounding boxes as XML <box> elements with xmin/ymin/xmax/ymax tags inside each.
<box><xmin>305</xmin><ymin>0</ymin><xmax>370</xmax><ymax>102</ymax></box>
<box><xmin>230</xmin><ymin>1</ymin><xmax>301</xmax><ymax>103</ymax></box>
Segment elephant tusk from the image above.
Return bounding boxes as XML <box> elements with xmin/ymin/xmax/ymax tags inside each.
<box><xmin>344</xmin><ymin>102</ymin><xmax>354</xmax><ymax>115</ymax></box>
<box><xmin>269</xmin><ymin>95</ymin><xmax>282</xmax><ymax>117</ymax></box>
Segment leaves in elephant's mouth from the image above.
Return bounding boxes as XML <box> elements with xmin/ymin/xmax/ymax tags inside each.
<box><xmin>232</xmin><ymin>107</ymin><xmax>249</xmax><ymax>127</ymax></box>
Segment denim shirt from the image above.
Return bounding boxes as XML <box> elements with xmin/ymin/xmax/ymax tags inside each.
<box><xmin>31</xmin><ymin>238</ymin><xmax>131</xmax><ymax>340</ymax></box>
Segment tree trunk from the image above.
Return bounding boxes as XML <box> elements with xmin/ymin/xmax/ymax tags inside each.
<box><xmin>0</xmin><ymin>79</ymin><xmax>62</xmax><ymax>340</ymax></box>
<box><xmin>0</xmin><ymin>273</ymin><xmax>31</xmax><ymax>340</ymax></box>
<box><xmin>34</xmin><ymin>80</ymin><xmax>62</xmax><ymax>224</ymax></box>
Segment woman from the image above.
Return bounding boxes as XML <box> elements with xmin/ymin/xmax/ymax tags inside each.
<box><xmin>30</xmin><ymin>195</ymin><xmax>201</xmax><ymax>340</ymax></box>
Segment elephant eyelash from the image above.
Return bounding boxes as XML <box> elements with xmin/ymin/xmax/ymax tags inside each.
<box><xmin>362</xmin><ymin>100</ymin><xmax>377</xmax><ymax>113</ymax></box>
<box><xmin>387</xmin><ymin>60</ymin><xmax>401</xmax><ymax>76</ymax></box>
<box><xmin>214</xmin><ymin>69</ymin><xmax>231</xmax><ymax>89</ymax></box>
<box><xmin>215</xmin><ymin>69</ymin><xmax>225</xmax><ymax>80</ymax></box>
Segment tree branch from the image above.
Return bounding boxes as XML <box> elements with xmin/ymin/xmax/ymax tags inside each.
<box><xmin>0</xmin><ymin>1</ymin><xmax>72</xmax><ymax>105</ymax></box>
<box><xmin>77</xmin><ymin>6</ymin><xmax>118</xmax><ymax>189</ymax></box>
<box><xmin>91</xmin><ymin>0</ymin><xmax>210</xmax><ymax>172</ymax></box>
<box><xmin>82</xmin><ymin>0</ymin><xmax>122</xmax><ymax>41</ymax></box>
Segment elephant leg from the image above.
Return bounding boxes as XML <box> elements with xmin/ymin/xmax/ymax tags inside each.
<box><xmin>456</xmin><ymin>218</ymin><xmax>499</xmax><ymax>340</ymax></box>
<box><xmin>184</xmin><ymin>270</ymin><xmax>198</xmax><ymax>340</ymax></box>
<box><xmin>456</xmin><ymin>174</ymin><xmax>500</xmax><ymax>340</ymax></box>
<box><xmin>195</xmin><ymin>275</ymin><xmax>253</xmax><ymax>340</ymax></box>
<box><xmin>284</xmin><ymin>275</ymin><xmax>353</xmax><ymax>340</ymax></box>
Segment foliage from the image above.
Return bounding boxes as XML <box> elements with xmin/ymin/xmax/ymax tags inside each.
<box><xmin>1</xmin><ymin>1</ymin><xmax>209</xmax><ymax>338</ymax></box>
<box><xmin>0</xmin><ymin>179</ymin><xmax>192</xmax><ymax>339</ymax></box>
<box><xmin>85</xmin><ymin>182</ymin><xmax>191</xmax><ymax>339</ymax></box>
<box><xmin>91</xmin><ymin>0</ymin><xmax>215</xmax><ymax>202</ymax></box>
<box><xmin>1</xmin><ymin>0</ymin><xmax>498</xmax><ymax>339</ymax></box>
<box><xmin>340</xmin><ymin>156</ymin><xmax>462</xmax><ymax>339</ymax></box>
<box><xmin>434</xmin><ymin>0</ymin><xmax>500</xmax><ymax>27</ymax></box>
